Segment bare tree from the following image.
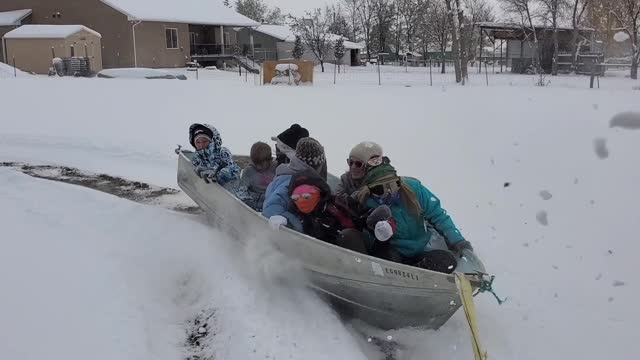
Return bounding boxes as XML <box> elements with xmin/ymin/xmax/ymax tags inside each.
<box><xmin>334</xmin><ymin>38</ymin><xmax>347</xmax><ymax>72</ymax></box>
<box><xmin>462</xmin><ymin>0</ymin><xmax>495</xmax><ymax>66</ymax></box>
<box><xmin>538</xmin><ymin>0</ymin><xmax>569</xmax><ymax>75</ymax></box>
<box><xmin>424</xmin><ymin>0</ymin><xmax>450</xmax><ymax>73</ymax></box>
<box><xmin>499</xmin><ymin>0</ymin><xmax>542</xmax><ymax>74</ymax></box>
<box><xmin>611</xmin><ymin>0</ymin><xmax>640</xmax><ymax>79</ymax></box>
<box><xmin>290</xmin><ymin>8</ymin><xmax>333</xmax><ymax>72</ymax></box>
<box><xmin>328</xmin><ymin>4</ymin><xmax>353</xmax><ymax>39</ymax></box>
<box><xmin>342</xmin><ymin>0</ymin><xmax>362</xmax><ymax>42</ymax></box>
<box><xmin>444</xmin><ymin>0</ymin><xmax>466</xmax><ymax>82</ymax></box>
<box><xmin>398</xmin><ymin>0</ymin><xmax>429</xmax><ymax>54</ymax></box>
<box><xmin>371</xmin><ymin>0</ymin><xmax>396</xmax><ymax>60</ymax></box>
<box><xmin>569</xmin><ymin>0</ymin><xmax>590</xmax><ymax>73</ymax></box>
<box><xmin>235</xmin><ymin>0</ymin><xmax>285</xmax><ymax>24</ymax></box>
<box><xmin>357</xmin><ymin>0</ymin><xmax>376</xmax><ymax>60</ymax></box>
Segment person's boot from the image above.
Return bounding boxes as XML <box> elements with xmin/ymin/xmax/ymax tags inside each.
<box><xmin>413</xmin><ymin>250</ymin><xmax>458</xmax><ymax>274</ymax></box>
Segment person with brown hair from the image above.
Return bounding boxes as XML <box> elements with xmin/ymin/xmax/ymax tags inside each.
<box><xmin>353</xmin><ymin>158</ymin><xmax>472</xmax><ymax>273</ymax></box>
<box><xmin>236</xmin><ymin>142</ymin><xmax>277</xmax><ymax>211</ymax></box>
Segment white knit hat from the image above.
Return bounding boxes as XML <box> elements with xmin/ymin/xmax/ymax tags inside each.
<box><xmin>349</xmin><ymin>141</ymin><xmax>383</xmax><ymax>162</ymax></box>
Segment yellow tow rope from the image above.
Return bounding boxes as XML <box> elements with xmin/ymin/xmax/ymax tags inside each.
<box><xmin>455</xmin><ymin>273</ymin><xmax>488</xmax><ymax>360</ymax></box>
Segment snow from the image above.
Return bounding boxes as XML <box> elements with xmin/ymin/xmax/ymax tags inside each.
<box><xmin>614</xmin><ymin>31</ymin><xmax>630</xmax><ymax>43</ymax></box>
<box><xmin>97</xmin><ymin>68</ymin><xmax>187</xmax><ymax>79</ymax></box>
<box><xmin>99</xmin><ymin>0</ymin><xmax>258</xmax><ymax>27</ymax></box>
<box><xmin>0</xmin><ymin>62</ymin><xmax>30</xmax><ymax>78</ymax></box>
<box><xmin>3</xmin><ymin>25</ymin><xmax>101</xmax><ymax>39</ymax></box>
<box><xmin>1</xmin><ymin>68</ymin><xmax>640</xmax><ymax>360</ymax></box>
<box><xmin>593</xmin><ymin>137</ymin><xmax>609</xmax><ymax>159</ymax></box>
<box><xmin>254</xmin><ymin>24</ymin><xmax>296</xmax><ymax>41</ymax></box>
<box><xmin>0</xmin><ymin>169</ymin><xmax>366</xmax><ymax>360</ymax></box>
<box><xmin>275</xmin><ymin>63</ymin><xmax>299</xmax><ymax>71</ymax></box>
<box><xmin>610</xmin><ymin>111</ymin><xmax>640</xmax><ymax>129</ymax></box>
<box><xmin>0</xmin><ymin>9</ymin><xmax>32</xmax><ymax>26</ymax></box>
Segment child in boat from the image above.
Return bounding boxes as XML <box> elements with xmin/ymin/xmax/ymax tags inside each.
<box><xmin>286</xmin><ymin>170</ymin><xmax>368</xmax><ymax>253</ymax></box>
<box><xmin>189</xmin><ymin>123</ymin><xmax>240</xmax><ymax>187</ymax></box>
<box><xmin>263</xmin><ymin>137</ymin><xmax>327</xmax><ymax>230</ymax></box>
<box><xmin>236</xmin><ymin>142</ymin><xmax>277</xmax><ymax>211</ymax></box>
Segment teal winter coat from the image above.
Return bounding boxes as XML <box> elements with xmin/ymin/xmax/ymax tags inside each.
<box><xmin>365</xmin><ymin>177</ymin><xmax>465</xmax><ymax>258</ymax></box>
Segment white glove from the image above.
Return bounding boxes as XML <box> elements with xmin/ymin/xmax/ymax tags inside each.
<box><xmin>374</xmin><ymin>220</ymin><xmax>393</xmax><ymax>241</ymax></box>
<box><xmin>269</xmin><ymin>215</ymin><xmax>288</xmax><ymax>230</ymax></box>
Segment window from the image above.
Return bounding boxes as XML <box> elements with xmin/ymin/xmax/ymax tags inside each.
<box><xmin>165</xmin><ymin>28</ymin><xmax>178</xmax><ymax>49</ymax></box>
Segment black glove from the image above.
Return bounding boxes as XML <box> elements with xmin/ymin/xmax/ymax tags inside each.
<box><xmin>366</xmin><ymin>205</ymin><xmax>392</xmax><ymax>230</ymax></box>
<box><xmin>450</xmin><ymin>240</ymin><xmax>473</xmax><ymax>257</ymax></box>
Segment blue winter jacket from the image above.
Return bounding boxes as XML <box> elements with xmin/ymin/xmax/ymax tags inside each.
<box><xmin>365</xmin><ymin>177</ymin><xmax>465</xmax><ymax>258</ymax></box>
<box><xmin>262</xmin><ymin>156</ymin><xmax>319</xmax><ymax>232</ymax></box>
<box><xmin>192</xmin><ymin>142</ymin><xmax>240</xmax><ymax>185</ymax></box>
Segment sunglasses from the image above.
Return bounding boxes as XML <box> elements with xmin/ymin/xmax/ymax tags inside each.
<box><xmin>347</xmin><ymin>156</ymin><xmax>384</xmax><ymax>169</ymax></box>
<box><xmin>347</xmin><ymin>158</ymin><xmax>365</xmax><ymax>168</ymax></box>
<box><xmin>291</xmin><ymin>193</ymin><xmax>315</xmax><ymax>201</ymax></box>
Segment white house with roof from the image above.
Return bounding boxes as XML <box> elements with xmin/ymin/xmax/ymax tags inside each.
<box><xmin>0</xmin><ymin>0</ymin><xmax>258</xmax><ymax>69</ymax></box>
<box><xmin>236</xmin><ymin>24</ymin><xmax>364</xmax><ymax>66</ymax></box>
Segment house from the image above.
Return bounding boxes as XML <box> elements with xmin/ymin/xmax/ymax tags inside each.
<box><xmin>0</xmin><ymin>9</ymin><xmax>33</xmax><ymax>62</ymax></box>
<box><xmin>477</xmin><ymin>22</ymin><xmax>600</xmax><ymax>74</ymax></box>
<box><xmin>236</xmin><ymin>24</ymin><xmax>364</xmax><ymax>66</ymax></box>
<box><xmin>3</xmin><ymin>25</ymin><xmax>103</xmax><ymax>74</ymax></box>
<box><xmin>0</xmin><ymin>0</ymin><xmax>258</xmax><ymax>69</ymax></box>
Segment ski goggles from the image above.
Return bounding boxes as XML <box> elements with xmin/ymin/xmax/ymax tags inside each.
<box><xmin>347</xmin><ymin>156</ymin><xmax>383</xmax><ymax>169</ymax></box>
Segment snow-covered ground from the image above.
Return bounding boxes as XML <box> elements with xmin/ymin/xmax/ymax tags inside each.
<box><xmin>0</xmin><ymin>62</ymin><xmax>31</xmax><ymax>78</ymax></box>
<box><xmin>1</xmin><ymin>68</ymin><xmax>639</xmax><ymax>360</ymax></box>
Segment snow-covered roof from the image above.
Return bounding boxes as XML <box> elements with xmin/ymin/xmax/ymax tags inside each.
<box><xmin>99</xmin><ymin>0</ymin><xmax>258</xmax><ymax>27</ymax></box>
<box><xmin>3</xmin><ymin>25</ymin><xmax>102</xmax><ymax>39</ymax></box>
<box><xmin>253</xmin><ymin>25</ymin><xmax>363</xmax><ymax>49</ymax></box>
<box><xmin>0</xmin><ymin>9</ymin><xmax>32</xmax><ymax>26</ymax></box>
<box><xmin>254</xmin><ymin>24</ymin><xmax>295</xmax><ymax>41</ymax></box>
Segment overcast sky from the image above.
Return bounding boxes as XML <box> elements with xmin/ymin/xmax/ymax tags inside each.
<box><xmin>265</xmin><ymin>0</ymin><xmax>504</xmax><ymax>19</ymax></box>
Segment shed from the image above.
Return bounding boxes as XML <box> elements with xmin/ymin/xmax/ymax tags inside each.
<box><xmin>3</xmin><ymin>24</ymin><xmax>102</xmax><ymax>74</ymax></box>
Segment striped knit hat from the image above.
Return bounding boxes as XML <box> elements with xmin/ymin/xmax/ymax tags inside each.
<box><xmin>295</xmin><ymin>137</ymin><xmax>325</xmax><ymax>170</ymax></box>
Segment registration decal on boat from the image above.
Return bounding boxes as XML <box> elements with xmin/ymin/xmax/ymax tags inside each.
<box><xmin>371</xmin><ymin>262</ymin><xmax>384</xmax><ymax>276</ymax></box>
<box><xmin>384</xmin><ymin>267</ymin><xmax>419</xmax><ymax>281</ymax></box>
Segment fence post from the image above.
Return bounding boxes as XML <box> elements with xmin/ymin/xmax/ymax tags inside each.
<box><xmin>377</xmin><ymin>57</ymin><xmax>381</xmax><ymax>86</ymax></box>
<box><xmin>13</xmin><ymin>57</ymin><xmax>16</xmax><ymax>77</ymax></box>
<box><xmin>590</xmin><ymin>64</ymin><xmax>595</xmax><ymax>89</ymax></box>
<box><xmin>429</xmin><ymin>59</ymin><xmax>433</xmax><ymax>86</ymax></box>
<box><xmin>333</xmin><ymin>60</ymin><xmax>337</xmax><ymax>84</ymax></box>
<box><xmin>485</xmin><ymin>61</ymin><xmax>489</xmax><ymax>87</ymax></box>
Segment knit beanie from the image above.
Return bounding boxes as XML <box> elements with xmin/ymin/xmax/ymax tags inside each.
<box><xmin>272</xmin><ymin>124</ymin><xmax>310</xmax><ymax>150</ymax></box>
<box><xmin>349</xmin><ymin>141</ymin><xmax>383</xmax><ymax>162</ymax></box>
<box><xmin>295</xmin><ymin>137</ymin><xmax>326</xmax><ymax>170</ymax></box>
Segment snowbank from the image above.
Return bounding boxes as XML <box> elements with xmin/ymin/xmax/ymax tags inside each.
<box><xmin>0</xmin><ymin>169</ymin><xmax>368</xmax><ymax>360</ymax></box>
<box><xmin>0</xmin><ymin>62</ymin><xmax>31</xmax><ymax>78</ymax></box>
<box><xmin>97</xmin><ymin>68</ymin><xmax>187</xmax><ymax>80</ymax></box>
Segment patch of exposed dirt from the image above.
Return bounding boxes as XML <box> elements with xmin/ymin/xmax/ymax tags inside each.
<box><xmin>1</xmin><ymin>162</ymin><xmax>201</xmax><ymax>214</ymax></box>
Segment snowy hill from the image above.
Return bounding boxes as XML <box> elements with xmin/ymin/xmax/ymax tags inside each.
<box><xmin>1</xmin><ymin>71</ymin><xmax>639</xmax><ymax>360</ymax></box>
<box><xmin>0</xmin><ymin>62</ymin><xmax>31</xmax><ymax>78</ymax></box>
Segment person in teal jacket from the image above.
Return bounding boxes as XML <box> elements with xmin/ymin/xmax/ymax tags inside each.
<box><xmin>353</xmin><ymin>158</ymin><xmax>472</xmax><ymax>268</ymax></box>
